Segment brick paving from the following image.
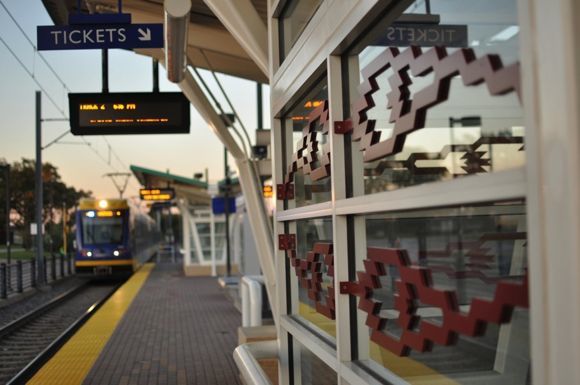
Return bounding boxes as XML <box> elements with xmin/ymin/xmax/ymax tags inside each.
<box><xmin>83</xmin><ymin>263</ymin><xmax>242</xmax><ymax>385</ymax></box>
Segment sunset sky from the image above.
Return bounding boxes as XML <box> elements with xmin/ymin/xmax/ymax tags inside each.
<box><xmin>0</xmin><ymin>0</ymin><xmax>269</xmax><ymax>199</ymax></box>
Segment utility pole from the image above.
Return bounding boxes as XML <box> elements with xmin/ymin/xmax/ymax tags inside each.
<box><xmin>2</xmin><ymin>165</ymin><xmax>10</xmax><ymax>263</ymax></box>
<box><xmin>35</xmin><ymin>91</ymin><xmax>46</xmax><ymax>285</ymax></box>
<box><xmin>103</xmin><ymin>172</ymin><xmax>132</xmax><ymax>198</ymax></box>
<box><xmin>224</xmin><ymin>148</ymin><xmax>231</xmax><ymax>277</ymax></box>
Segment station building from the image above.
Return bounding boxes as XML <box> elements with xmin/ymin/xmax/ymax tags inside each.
<box><xmin>41</xmin><ymin>0</ymin><xmax>580</xmax><ymax>384</ymax></box>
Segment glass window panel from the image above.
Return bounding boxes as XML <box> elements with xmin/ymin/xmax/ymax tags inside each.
<box><xmin>82</xmin><ymin>216</ymin><xmax>124</xmax><ymax>245</ymax></box>
<box><xmin>348</xmin><ymin>0</ymin><xmax>524</xmax><ymax>196</ymax></box>
<box><xmin>287</xmin><ymin>218</ymin><xmax>335</xmax><ymax>341</ymax></box>
<box><xmin>283</xmin><ymin>80</ymin><xmax>330</xmax><ymax>208</ymax></box>
<box><xmin>293</xmin><ymin>339</ymin><xmax>337</xmax><ymax>385</ymax></box>
<box><xmin>279</xmin><ymin>0</ymin><xmax>324</xmax><ymax>62</ymax></box>
<box><xmin>355</xmin><ymin>201</ymin><xmax>530</xmax><ymax>384</ymax></box>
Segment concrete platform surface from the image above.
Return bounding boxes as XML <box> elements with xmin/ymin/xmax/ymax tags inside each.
<box><xmin>31</xmin><ymin>263</ymin><xmax>243</xmax><ymax>385</ymax></box>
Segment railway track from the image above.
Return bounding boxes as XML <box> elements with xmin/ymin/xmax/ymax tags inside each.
<box><xmin>0</xmin><ymin>281</ymin><xmax>121</xmax><ymax>384</ymax></box>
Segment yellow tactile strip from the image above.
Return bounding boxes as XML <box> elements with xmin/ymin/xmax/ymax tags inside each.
<box><xmin>28</xmin><ymin>263</ymin><xmax>155</xmax><ymax>385</ymax></box>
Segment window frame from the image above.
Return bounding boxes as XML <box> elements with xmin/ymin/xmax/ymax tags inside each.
<box><xmin>269</xmin><ymin>0</ymin><xmax>543</xmax><ymax>384</ymax></box>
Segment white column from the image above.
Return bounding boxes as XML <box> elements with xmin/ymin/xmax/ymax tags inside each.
<box><xmin>520</xmin><ymin>0</ymin><xmax>580</xmax><ymax>383</ymax></box>
<box><xmin>179</xmin><ymin>200</ymin><xmax>192</xmax><ymax>268</ymax></box>
<box><xmin>178</xmin><ymin>66</ymin><xmax>277</xmax><ymax>322</ymax></box>
<box><xmin>211</xmin><ymin>209</ymin><xmax>217</xmax><ymax>276</ymax></box>
<box><xmin>203</xmin><ymin>0</ymin><xmax>268</xmax><ymax>76</ymax></box>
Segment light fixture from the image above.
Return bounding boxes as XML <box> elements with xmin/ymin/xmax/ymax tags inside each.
<box><xmin>113</xmin><ymin>250</ymin><xmax>120</xmax><ymax>257</ymax></box>
<box><xmin>98</xmin><ymin>199</ymin><xmax>108</xmax><ymax>209</ymax></box>
<box><xmin>164</xmin><ymin>0</ymin><xmax>192</xmax><ymax>83</ymax></box>
<box><xmin>87</xmin><ymin>251</ymin><xmax>93</xmax><ymax>257</ymax></box>
<box><xmin>489</xmin><ymin>26</ymin><xmax>519</xmax><ymax>42</ymax></box>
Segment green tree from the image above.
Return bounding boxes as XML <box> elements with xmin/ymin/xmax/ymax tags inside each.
<box><xmin>0</xmin><ymin>158</ymin><xmax>91</xmax><ymax>250</ymax></box>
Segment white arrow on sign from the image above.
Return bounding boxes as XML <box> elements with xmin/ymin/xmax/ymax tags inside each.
<box><xmin>138</xmin><ymin>28</ymin><xmax>151</xmax><ymax>41</ymax></box>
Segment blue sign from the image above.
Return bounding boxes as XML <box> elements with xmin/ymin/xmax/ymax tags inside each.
<box><xmin>212</xmin><ymin>197</ymin><xmax>236</xmax><ymax>215</ymax></box>
<box><xmin>37</xmin><ymin>23</ymin><xmax>163</xmax><ymax>51</ymax></box>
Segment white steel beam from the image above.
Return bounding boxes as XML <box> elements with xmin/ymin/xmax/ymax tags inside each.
<box><xmin>202</xmin><ymin>0</ymin><xmax>269</xmax><ymax>77</ymax></box>
<box><xmin>522</xmin><ymin>0</ymin><xmax>580</xmax><ymax>383</ymax></box>
<box><xmin>178</xmin><ymin>200</ymin><xmax>192</xmax><ymax>267</ymax></box>
<box><xmin>176</xmin><ymin>61</ymin><xmax>277</xmax><ymax>323</ymax></box>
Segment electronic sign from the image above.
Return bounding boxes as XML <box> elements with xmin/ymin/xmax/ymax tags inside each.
<box><xmin>139</xmin><ymin>188</ymin><xmax>175</xmax><ymax>202</ymax></box>
<box><xmin>69</xmin><ymin>92</ymin><xmax>190</xmax><ymax>135</ymax></box>
<box><xmin>262</xmin><ymin>185</ymin><xmax>273</xmax><ymax>198</ymax></box>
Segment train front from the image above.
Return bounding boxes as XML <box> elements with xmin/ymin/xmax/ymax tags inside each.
<box><xmin>75</xmin><ymin>199</ymin><xmax>133</xmax><ymax>276</ymax></box>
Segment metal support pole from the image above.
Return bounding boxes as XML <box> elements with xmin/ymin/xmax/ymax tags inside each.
<box><xmin>0</xmin><ymin>263</ymin><xmax>6</xmax><ymax>299</ymax></box>
<box><xmin>35</xmin><ymin>91</ymin><xmax>45</xmax><ymax>286</ymax></box>
<box><xmin>4</xmin><ymin>165</ymin><xmax>10</xmax><ymax>272</ymax></box>
<box><xmin>256</xmin><ymin>82</ymin><xmax>263</xmax><ymax>130</ymax></box>
<box><xmin>224</xmin><ymin>148</ymin><xmax>231</xmax><ymax>277</ymax></box>
<box><xmin>31</xmin><ymin>260</ymin><xmax>36</xmax><ymax>288</ymax></box>
<box><xmin>102</xmin><ymin>49</ymin><xmax>109</xmax><ymax>93</ymax></box>
<box><xmin>16</xmin><ymin>260</ymin><xmax>22</xmax><ymax>293</ymax></box>
<box><xmin>51</xmin><ymin>254</ymin><xmax>56</xmax><ymax>281</ymax></box>
<box><xmin>153</xmin><ymin>59</ymin><xmax>160</xmax><ymax>92</ymax></box>
<box><xmin>60</xmin><ymin>254</ymin><xmax>64</xmax><ymax>277</ymax></box>
<box><xmin>62</xmin><ymin>203</ymin><xmax>67</xmax><ymax>256</ymax></box>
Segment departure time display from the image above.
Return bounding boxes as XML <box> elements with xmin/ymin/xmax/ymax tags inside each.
<box><xmin>69</xmin><ymin>92</ymin><xmax>190</xmax><ymax>135</ymax></box>
<box><xmin>139</xmin><ymin>188</ymin><xmax>175</xmax><ymax>201</ymax></box>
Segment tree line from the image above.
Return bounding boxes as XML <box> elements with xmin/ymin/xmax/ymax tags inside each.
<box><xmin>0</xmin><ymin>158</ymin><xmax>92</xmax><ymax>253</ymax></box>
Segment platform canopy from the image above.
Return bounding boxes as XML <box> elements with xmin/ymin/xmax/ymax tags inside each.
<box><xmin>130</xmin><ymin>164</ymin><xmax>210</xmax><ymax>206</ymax></box>
<box><xmin>41</xmin><ymin>0</ymin><xmax>268</xmax><ymax>83</ymax></box>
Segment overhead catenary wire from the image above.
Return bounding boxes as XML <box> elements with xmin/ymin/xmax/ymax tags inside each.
<box><xmin>0</xmin><ymin>1</ymin><xmax>131</xmax><ymax>181</ymax></box>
<box><xmin>0</xmin><ymin>0</ymin><xmax>71</xmax><ymax>93</ymax></box>
<box><xmin>188</xmin><ymin>65</ymin><xmax>251</xmax><ymax>157</ymax></box>
<box><xmin>189</xmin><ymin>61</ymin><xmax>265</xmax><ymax>192</ymax></box>
<box><xmin>199</xmin><ymin>49</ymin><xmax>253</xmax><ymax>153</ymax></box>
<box><xmin>197</xmin><ymin>50</ymin><xmax>265</xmax><ymax>188</ymax></box>
<box><xmin>0</xmin><ymin>35</ymin><xmax>67</xmax><ymax>118</ymax></box>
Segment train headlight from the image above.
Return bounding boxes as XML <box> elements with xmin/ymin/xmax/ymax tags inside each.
<box><xmin>98</xmin><ymin>200</ymin><xmax>108</xmax><ymax>209</ymax></box>
<box><xmin>86</xmin><ymin>251</ymin><xmax>93</xmax><ymax>257</ymax></box>
<box><xmin>113</xmin><ymin>250</ymin><xmax>120</xmax><ymax>257</ymax></box>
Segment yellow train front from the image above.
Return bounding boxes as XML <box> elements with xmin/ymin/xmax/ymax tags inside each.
<box><xmin>74</xmin><ymin>198</ymin><xmax>160</xmax><ymax>276</ymax></box>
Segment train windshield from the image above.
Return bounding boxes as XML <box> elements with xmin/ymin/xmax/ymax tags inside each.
<box><xmin>82</xmin><ymin>216</ymin><xmax>124</xmax><ymax>245</ymax></box>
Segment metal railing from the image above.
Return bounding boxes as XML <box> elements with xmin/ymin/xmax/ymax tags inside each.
<box><xmin>0</xmin><ymin>254</ymin><xmax>75</xmax><ymax>300</ymax></box>
<box><xmin>241</xmin><ymin>275</ymin><xmax>264</xmax><ymax>327</ymax></box>
<box><xmin>233</xmin><ymin>340</ymin><xmax>278</xmax><ymax>385</ymax></box>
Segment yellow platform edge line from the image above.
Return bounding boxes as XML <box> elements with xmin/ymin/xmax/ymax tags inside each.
<box><xmin>75</xmin><ymin>260</ymin><xmax>133</xmax><ymax>266</ymax></box>
<box><xmin>28</xmin><ymin>263</ymin><xmax>155</xmax><ymax>385</ymax></box>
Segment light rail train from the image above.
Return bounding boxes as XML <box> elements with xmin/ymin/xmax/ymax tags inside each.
<box><xmin>74</xmin><ymin>198</ymin><xmax>161</xmax><ymax>276</ymax></box>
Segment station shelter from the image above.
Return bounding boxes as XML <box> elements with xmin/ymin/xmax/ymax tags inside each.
<box><xmin>40</xmin><ymin>0</ymin><xmax>580</xmax><ymax>384</ymax></box>
<box><xmin>130</xmin><ymin>164</ymin><xmax>261</xmax><ymax>277</ymax></box>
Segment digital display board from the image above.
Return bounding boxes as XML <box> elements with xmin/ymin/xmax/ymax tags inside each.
<box><xmin>139</xmin><ymin>188</ymin><xmax>175</xmax><ymax>201</ymax></box>
<box><xmin>69</xmin><ymin>92</ymin><xmax>190</xmax><ymax>135</ymax></box>
<box><xmin>262</xmin><ymin>185</ymin><xmax>273</xmax><ymax>198</ymax></box>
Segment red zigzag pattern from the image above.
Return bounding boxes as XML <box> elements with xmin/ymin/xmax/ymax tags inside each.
<box><xmin>351</xmin><ymin>46</ymin><xmax>521</xmax><ymax>162</ymax></box>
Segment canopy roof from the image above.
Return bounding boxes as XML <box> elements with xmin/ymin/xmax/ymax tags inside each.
<box><xmin>41</xmin><ymin>0</ymin><xmax>268</xmax><ymax>83</ymax></box>
<box><xmin>130</xmin><ymin>164</ymin><xmax>210</xmax><ymax>206</ymax></box>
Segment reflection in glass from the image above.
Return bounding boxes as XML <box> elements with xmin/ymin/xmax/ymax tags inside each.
<box><xmin>350</xmin><ymin>0</ymin><xmax>525</xmax><ymax>196</ymax></box>
<box><xmin>290</xmin><ymin>218</ymin><xmax>335</xmax><ymax>340</ymax></box>
<box><xmin>358</xmin><ymin>201</ymin><xmax>530</xmax><ymax>384</ymax></box>
<box><xmin>279</xmin><ymin>0</ymin><xmax>324</xmax><ymax>61</ymax></box>
<box><xmin>294</xmin><ymin>339</ymin><xmax>337</xmax><ymax>385</ymax></box>
<box><xmin>283</xmin><ymin>80</ymin><xmax>331</xmax><ymax>207</ymax></box>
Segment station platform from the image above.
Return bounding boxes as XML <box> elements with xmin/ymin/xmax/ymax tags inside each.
<box><xmin>28</xmin><ymin>263</ymin><xmax>243</xmax><ymax>385</ymax></box>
